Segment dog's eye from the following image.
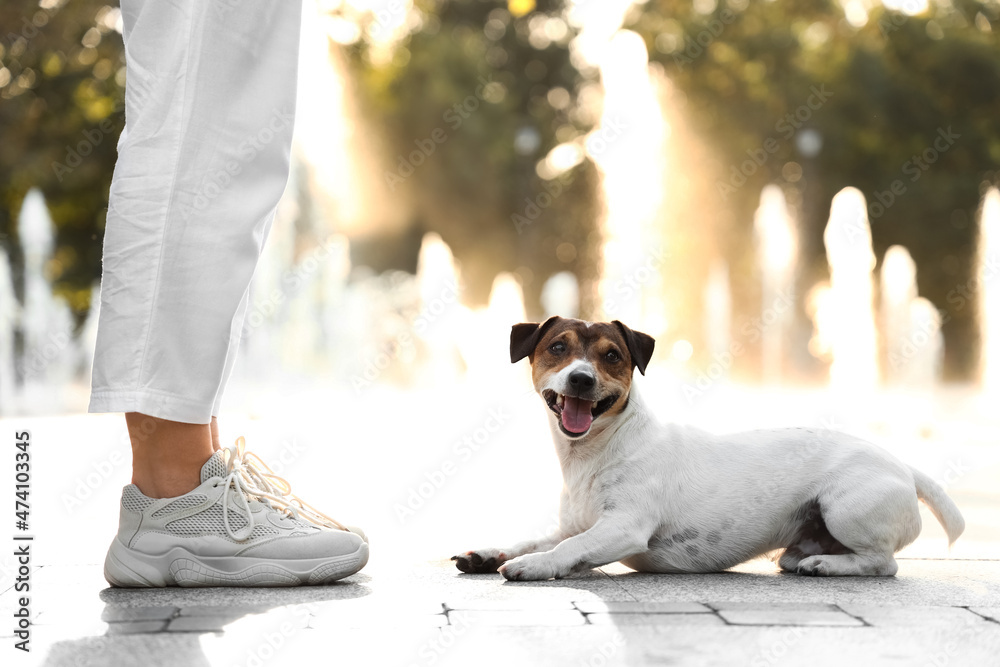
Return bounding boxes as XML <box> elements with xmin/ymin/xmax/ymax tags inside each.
<box><xmin>549</xmin><ymin>341</ymin><xmax>566</xmax><ymax>354</ymax></box>
<box><xmin>605</xmin><ymin>350</ymin><xmax>621</xmax><ymax>363</ymax></box>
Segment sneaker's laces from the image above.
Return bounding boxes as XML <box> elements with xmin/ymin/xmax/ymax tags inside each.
<box><xmin>218</xmin><ymin>437</ymin><xmax>350</xmax><ymax>540</ymax></box>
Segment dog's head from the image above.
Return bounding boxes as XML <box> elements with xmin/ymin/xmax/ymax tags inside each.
<box><xmin>510</xmin><ymin>316</ymin><xmax>655</xmax><ymax>440</ymax></box>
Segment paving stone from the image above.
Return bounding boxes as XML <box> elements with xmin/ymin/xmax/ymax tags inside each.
<box><xmin>306</xmin><ymin>597</ymin><xmax>446</xmax><ymax>615</ymax></box>
<box><xmin>586</xmin><ymin>612</ymin><xmax>725</xmax><ymax>626</ymax></box>
<box><xmin>717</xmin><ymin>609</ymin><xmax>864</xmax><ymax>627</ymax></box>
<box><xmin>969</xmin><ymin>607</ymin><xmax>1000</xmax><ymax>622</ymax></box>
<box><xmin>97</xmin><ymin>580</ymin><xmax>372</xmax><ymax>609</ymax></box>
<box><xmin>105</xmin><ymin>620</ymin><xmax>169</xmax><ymax>635</ymax></box>
<box><xmin>178</xmin><ymin>604</ymin><xmax>272</xmax><ymax>617</ymax></box>
<box><xmin>838</xmin><ymin>604</ymin><xmax>987</xmax><ymax>627</ymax></box>
<box><xmin>445</xmin><ymin>599</ymin><xmax>576</xmax><ymax>611</ymax></box>
<box><xmin>309</xmin><ymin>613</ymin><xmax>449</xmax><ymax>629</ymax></box>
<box><xmin>166</xmin><ymin>615</ymin><xmax>234</xmax><ymax>632</ymax></box>
<box><xmin>412</xmin><ymin>561</ymin><xmax>634</xmax><ymax>604</ymax></box>
<box><xmin>709</xmin><ymin>601</ymin><xmax>840</xmax><ymax>612</ymax></box>
<box><xmin>449</xmin><ymin>609</ymin><xmax>587</xmax><ymax>627</ymax></box>
<box><xmin>102</xmin><ymin>606</ymin><xmax>178</xmax><ymax>622</ymax></box>
<box><xmin>575</xmin><ymin>600</ymin><xmax>712</xmax><ymax>614</ymax></box>
<box><xmin>606</xmin><ymin>560</ymin><xmax>1000</xmax><ymax>606</ymax></box>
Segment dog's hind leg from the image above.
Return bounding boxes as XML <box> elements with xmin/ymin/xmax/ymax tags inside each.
<box><xmin>779</xmin><ymin>499</ymin><xmax>852</xmax><ymax>573</ymax></box>
<box><xmin>800</xmin><ymin>480</ymin><xmax>921</xmax><ymax>577</ymax></box>
<box><xmin>778</xmin><ymin>547</ymin><xmax>807</xmax><ymax>573</ymax></box>
<box><xmin>797</xmin><ymin>552</ymin><xmax>898</xmax><ymax>576</ymax></box>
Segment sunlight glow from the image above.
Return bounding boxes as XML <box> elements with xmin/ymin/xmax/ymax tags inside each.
<box><xmin>812</xmin><ymin>187</ymin><xmax>879</xmax><ymax>394</ymax></box>
<box><xmin>753</xmin><ymin>185</ymin><xmax>797</xmax><ymax>383</ymax></box>
<box><xmin>980</xmin><ymin>188</ymin><xmax>1000</xmax><ymax>395</ymax></box>
<box><xmin>593</xmin><ymin>30</ymin><xmax>668</xmax><ymax>336</ymax></box>
<box><xmin>881</xmin><ymin>0</ymin><xmax>930</xmax><ymax>16</ymax></box>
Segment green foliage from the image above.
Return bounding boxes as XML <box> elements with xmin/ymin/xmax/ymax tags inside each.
<box><xmin>0</xmin><ymin>0</ymin><xmax>124</xmax><ymax>319</ymax></box>
<box><xmin>626</xmin><ymin>0</ymin><xmax>1000</xmax><ymax>378</ymax></box>
<box><xmin>342</xmin><ymin>0</ymin><xmax>601</xmax><ymax>311</ymax></box>
<box><xmin>3</xmin><ymin>0</ymin><xmax>999</xmax><ymax>379</ymax></box>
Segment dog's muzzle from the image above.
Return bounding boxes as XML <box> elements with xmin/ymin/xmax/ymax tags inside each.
<box><xmin>543</xmin><ymin>389</ymin><xmax>619</xmax><ymax>438</ymax></box>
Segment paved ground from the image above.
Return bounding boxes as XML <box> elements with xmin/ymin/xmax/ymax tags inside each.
<box><xmin>3</xmin><ymin>556</ymin><xmax>1000</xmax><ymax>666</ymax></box>
<box><xmin>3</xmin><ymin>387</ymin><xmax>1000</xmax><ymax>666</ymax></box>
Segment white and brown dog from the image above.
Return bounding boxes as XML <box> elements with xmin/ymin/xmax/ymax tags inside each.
<box><xmin>452</xmin><ymin>316</ymin><xmax>965</xmax><ymax>580</ymax></box>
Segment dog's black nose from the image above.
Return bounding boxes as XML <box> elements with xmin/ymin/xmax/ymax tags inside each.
<box><xmin>568</xmin><ymin>371</ymin><xmax>596</xmax><ymax>391</ymax></box>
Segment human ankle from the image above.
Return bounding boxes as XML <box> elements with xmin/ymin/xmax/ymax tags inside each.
<box><xmin>126</xmin><ymin>412</ymin><xmax>214</xmax><ymax>499</ymax></box>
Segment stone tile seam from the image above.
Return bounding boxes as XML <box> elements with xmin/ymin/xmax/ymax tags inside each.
<box><xmin>105</xmin><ymin>607</ymin><xmax>181</xmax><ymax>624</ymax></box>
<box><xmin>964</xmin><ymin>606</ymin><xmax>1000</xmax><ymax>625</ymax></box>
<box><xmin>831</xmin><ymin>603</ymin><xmax>872</xmax><ymax>627</ymax></box>
<box><xmin>595</xmin><ymin>566</ymin><xmax>641</xmax><ymax>602</ymax></box>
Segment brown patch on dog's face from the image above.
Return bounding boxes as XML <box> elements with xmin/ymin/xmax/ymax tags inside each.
<box><xmin>510</xmin><ymin>317</ymin><xmax>654</xmax><ymax>438</ymax></box>
<box><xmin>529</xmin><ymin>320</ymin><xmax>637</xmax><ymax>434</ymax></box>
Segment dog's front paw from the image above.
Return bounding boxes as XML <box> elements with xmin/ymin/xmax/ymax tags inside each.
<box><xmin>451</xmin><ymin>548</ymin><xmax>507</xmax><ymax>574</ymax></box>
<box><xmin>797</xmin><ymin>555</ymin><xmax>833</xmax><ymax>577</ymax></box>
<box><xmin>498</xmin><ymin>553</ymin><xmax>562</xmax><ymax>581</ymax></box>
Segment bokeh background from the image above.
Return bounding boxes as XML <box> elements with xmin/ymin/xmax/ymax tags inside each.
<box><xmin>1</xmin><ymin>0</ymin><xmax>999</xmax><ymax>568</ymax></box>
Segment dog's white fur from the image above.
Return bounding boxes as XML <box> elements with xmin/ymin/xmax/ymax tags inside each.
<box><xmin>457</xmin><ymin>354</ymin><xmax>965</xmax><ymax>581</ymax></box>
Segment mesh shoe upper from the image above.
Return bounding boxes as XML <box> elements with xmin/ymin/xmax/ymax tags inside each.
<box><xmin>116</xmin><ymin>445</ymin><xmax>360</xmax><ymax>558</ymax></box>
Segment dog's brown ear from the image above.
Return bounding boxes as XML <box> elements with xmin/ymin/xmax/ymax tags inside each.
<box><xmin>510</xmin><ymin>316</ymin><xmax>561</xmax><ymax>364</ymax></box>
<box><xmin>613</xmin><ymin>320</ymin><xmax>656</xmax><ymax>375</ymax></box>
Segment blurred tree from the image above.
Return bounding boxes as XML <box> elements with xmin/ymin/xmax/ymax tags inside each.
<box><xmin>3</xmin><ymin>0</ymin><xmax>1000</xmax><ymax>381</ymax></box>
<box><xmin>0</xmin><ymin>0</ymin><xmax>124</xmax><ymax>322</ymax></box>
<box><xmin>337</xmin><ymin>0</ymin><xmax>602</xmax><ymax>313</ymax></box>
<box><xmin>627</xmin><ymin>0</ymin><xmax>1000</xmax><ymax>379</ymax></box>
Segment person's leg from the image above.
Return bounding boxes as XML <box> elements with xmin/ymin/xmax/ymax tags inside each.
<box><xmin>91</xmin><ymin>0</ymin><xmax>299</xmax><ymax>496</ymax></box>
<box><xmin>90</xmin><ymin>0</ymin><xmax>300</xmax><ymax>427</ymax></box>
<box><xmin>210</xmin><ymin>416</ymin><xmax>221</xmax><ymax>452</ymax></box>
<box><xmin>126</xmin><ymin>413</ymin><xmax>213</xmax><ymax>498</ymax></box>
<box><xmin>92</xmin><ymin>0</ymin><xmax>368</xmax><ymax>587</ymax></box>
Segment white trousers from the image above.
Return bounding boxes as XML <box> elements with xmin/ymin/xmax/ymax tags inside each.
<box><xmin>90</xmin><ymin>0</ymin><xmax>303</xmax><ymax>423</ymax></box>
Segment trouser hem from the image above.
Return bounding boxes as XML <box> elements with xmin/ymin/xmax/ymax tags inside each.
<box><xmin>89</xmin><ymin>388</ymin><xmax>213</xmax><ymax>424</ymax></box>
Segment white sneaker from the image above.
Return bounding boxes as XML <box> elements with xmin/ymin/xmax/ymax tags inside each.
<box><xmin>104</xmin><ymin>439</ymin><xmax>368</xmax><ymax>587</ymax></box>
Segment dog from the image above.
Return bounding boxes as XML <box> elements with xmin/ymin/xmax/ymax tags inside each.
<box><xmin>452</xmin><ymin>316</ymin><xmax>965</xmax><ymax>580</ymax></box>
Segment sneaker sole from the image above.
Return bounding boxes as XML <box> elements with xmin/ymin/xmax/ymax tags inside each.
<box><xmin>105</xmin><ymin>539</ymin><xmax>369</xmax><ymax>588</ymax></box>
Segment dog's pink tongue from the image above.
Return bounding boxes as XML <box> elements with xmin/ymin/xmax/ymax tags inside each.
<box><xmin>561</xmin><ymin>396</ymin><xmax>594</xmax><ymax>433</ymax></box>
